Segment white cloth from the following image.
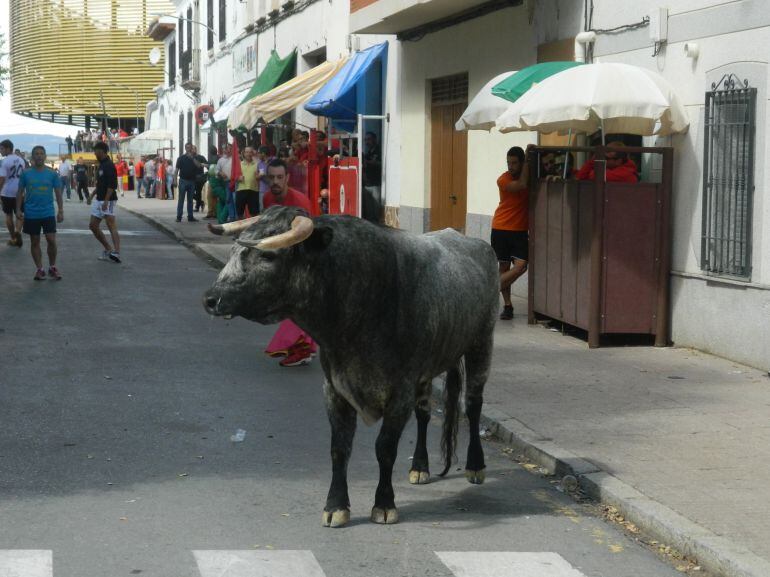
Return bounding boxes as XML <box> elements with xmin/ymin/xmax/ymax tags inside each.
<box><xmin>0</xmin><ymin>154</ymin><xmax>27</xmax><ymax>197</ymax></box>
<box><xmin>216</xmin><ymin>156</ymin><xmax>232</xmax><ymax>179</ymax></box>
<box><xmin>91</xmin><ymin>199</ymin><xmax>117</xmax><ymax>218</ymax></box>
<box><xmin>144</xmin><ymin>159</ymin><xmax>156</xmax><ymax>179</ymax></box>
<box><xmin>58</xmin><ymin>160</ymin><xmax>72</xmax><ymax>178</ymax></box>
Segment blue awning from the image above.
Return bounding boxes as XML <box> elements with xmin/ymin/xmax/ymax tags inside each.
<box><xmin>304</xmin><ymin>42</ymin><xmax>388</xmax><ymax>123</ymax></box>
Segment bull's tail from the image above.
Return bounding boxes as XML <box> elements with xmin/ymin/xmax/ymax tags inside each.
<box><xmin>439</xmin><ymin>359</ymin><xmax>465</xmax><ymax>477</ymax></box>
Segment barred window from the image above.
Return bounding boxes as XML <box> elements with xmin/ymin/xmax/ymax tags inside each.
<box><xmin>701</xmin><ymin>75</ymin><xmax>756</xmax><ymax>279</ymax></box>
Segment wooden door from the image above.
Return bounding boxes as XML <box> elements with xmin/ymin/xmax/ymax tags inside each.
<box><xmin>430</xmin><ymin>74</ymin><xmax>468</xmax><ymax>231</ymax></box>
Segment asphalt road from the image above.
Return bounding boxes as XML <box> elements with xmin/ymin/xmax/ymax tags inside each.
<box><xmin>0</xmin><ymin>203</ymin><xmax>685</xmax><ymax>577</ymax></box>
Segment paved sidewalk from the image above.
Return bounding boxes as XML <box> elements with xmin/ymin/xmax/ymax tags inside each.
<box><xmin>119</xmin><ymin>197</ymin><xmax>770</xmax><ymax>577</ymax></box>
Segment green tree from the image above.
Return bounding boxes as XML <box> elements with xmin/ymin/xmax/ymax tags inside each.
<box><xmin>0</xmin><ymin>32</ymin><xmax>8</xmax><ymax>97</ymax></box>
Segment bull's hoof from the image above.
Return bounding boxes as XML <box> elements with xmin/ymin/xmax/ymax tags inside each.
<box><xmin>322</xmin><ymin>509</ymin><xmax>350</xmax><ymax>528</ymax></box>
<box><xmin>465</xmin><ymin>469</ymin><xmax>486</xmax><ymax>484</ymax></box>
<box><xmin>370</xmin><ymin>506</ymin><xmax>399</xmax><ymax>524</ymax></box>
<box><xmin>409</xmin><ymin>470</ymin><xmax>430</xmax><ymax>484</ymax></box>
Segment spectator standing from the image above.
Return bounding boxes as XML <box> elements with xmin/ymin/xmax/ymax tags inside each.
<box><xmin>216</xmin><ymin>142</ymin><xmax>235</xmax><ymax>222</ymax></box>
<box><xmin>134</xmin><ymin>156</ymin><xmax>145</xmax><ymax>198</ymax></box>
<box><xmin>0</xmin><ymin>139</ymin><xmax>27</xmax><ymax>247</ymax></box>
<box><xmin>207</xmin><ymin>146</ymin><xmax>228</xmax><ymax>223</ymax></box>
<box><xmin>262</xmin><ymin>158</ymin><xmax>314</xmax><ymax>367</ymax></box>
<box><xmin>256</xmin><ymin>145</ymin><xmax>272</xmax><ymax>209</ymax></box>
<box><xmin>88</xmin><ymin>141</ymin><xmax>121</xmax><ymax>263</ymax></box>
<box><xmin>74</xmin><ymin>158</ymin><xmax>89</xmax><ymax>202</ymax></box>
<box><xmin>236</xmin><ymin>146</ymin><xmax>260</xmax><ymax>219</ymax></box>
<box><xmin>192</xmin><ymin>145</ymin><xmax>208</xmax><ymax>213</ymax></box>
<box><xmin>575</xmin><ymin>141</ymin><xmax>638</xmax><ymax>182</ymax></box>
<box><xmin>205</xmin><ymin>145</ymin><xmax>220</xmax><ymax>220</ymax></box>
<box><xmin>115</xmin><ymin>154</ymin><xmax>128</xmax><ymax>197</ymax></box>
<box><xmin>65</xmin><ymin>135</ymin><xmax>74</xmax><ymax>156</ymax></box>
<box><xmin>16</xmin><ymin>146</ymin><xmax>64</xmax><ymax>280</ymax></box>
<box><xmin>143</xmin><ymin>156</ymin><xmax>156</xmax><ymax>198</ymax></box>
<box><xmin>58</xmin><ymin>157</ymin><xmax>73</xmax><ymax>201</ymax></box>
<box><xmin>491</xmin><ymin>146</ymin><xmax>530</xmax><ymax>320</ymax></box>
<box><xmin>128</xmin><ymin>161</ymin><xmax>135</xmax><ymax>192</ymax></box>
<box><xmin>165</xmin><ymin>159</ymin><xmax>174</xmax><ymax>200</ymax></box>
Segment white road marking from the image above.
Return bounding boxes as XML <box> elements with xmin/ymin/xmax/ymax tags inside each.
<box><xmin>55</xmin><ymin>229</ymin><xmax>156</xmax><ymax>236</ymax></box>
<box><xmin>435</xmin><ymin>552</ymin><xmax>587</xmax><ymax>577</ymax></box>
<box><xmin>0</xmin><ymin>550</ymin><xmax>53</xmax><ymax>577</ymax></box>
<box><xmin>193</xmin><ymin>550</ymin><xmax>327</xmax><ymax>577</ymax></box>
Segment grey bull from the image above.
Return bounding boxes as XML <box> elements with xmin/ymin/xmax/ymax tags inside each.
<box><xmin>203</xmin><ymin>205</ymin><xmax>499</xmax><ymax>527</ymax></box>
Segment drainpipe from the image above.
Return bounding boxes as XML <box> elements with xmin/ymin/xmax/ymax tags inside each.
<box><xmin>574</xmin><ymin>30</ymin><xmax>597</xmax><ymax>63</ymax></box>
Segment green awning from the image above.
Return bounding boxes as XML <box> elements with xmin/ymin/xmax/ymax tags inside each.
<box><xmin>491</xmin><ymin>61</ymin><xmax>585</xmax><ymax>103</ymax></box>
<box><xmin>240</xmin><ymin>49</ymin><xmax>297</xmax><ymax>105</ymax></box>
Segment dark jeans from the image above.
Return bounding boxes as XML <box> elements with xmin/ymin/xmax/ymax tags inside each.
<box><xmin>177</xmin><ymin>178</ymin><xmax>196</xmax><ymax>220</ymax></box>
<box><xmin>235</xmin><ymin>189</ymin><xmax>260</xmax><ymax>219</ymax></box>
<box><xmin>194</xmin><ymin>179</ymin><xmax>205</xmax><ymax>210</ymax></box>
<box><xmin>76</xmin><ymin>181</ymin><xmax>89</xmax><ymax>201</ymax></box>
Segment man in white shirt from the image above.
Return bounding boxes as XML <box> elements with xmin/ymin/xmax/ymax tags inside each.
<box><xmin>143</xmin><ymin>157</ymin><xmax>156</xmax><ymax>198</ymax></box>
<box><xmin>216</xmin><ymin>143</ymin><xmax>235</xmax><ymax>222</ymax></box>
<box><xmin>0</xmin><ymin>139</ymin><xmax>27</xmax><ymax>247</ymax></box>
<box><xmin>58</xmin><ymin>157</ymin><xmax>73</xmax><ymax>201</ymax></box>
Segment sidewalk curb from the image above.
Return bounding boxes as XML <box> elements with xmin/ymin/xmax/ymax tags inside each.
<box><xmin>429</xmin><ymin>382</ymin><xmax>770</xmax><ymax>577</ymax></box>
<box><xmin>128</xmin><ymin>204</ymin><xmax>768</xmax><ymax>577</ymax></box>
<box><xmin>120</xmin><ymin>206</ymin><xmax>227</xmax><ymax>269</ymax></box>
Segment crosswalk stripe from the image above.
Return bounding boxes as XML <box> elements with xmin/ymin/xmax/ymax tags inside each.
<box><xmin>435</xmin><ymin>552</ymin><xmax>587</xmax><ymax>577</ymax></box>
<box><xmin>193</xmin><ymin>550</ymin><xmax>327</xmax><ymax>577</ymax></box>
<box><xmin>0</xmin><ymin>550</ymin><xmax>53</xmax><ymax>577</ymax></box>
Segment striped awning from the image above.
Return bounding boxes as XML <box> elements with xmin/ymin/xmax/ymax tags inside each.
<box><xmin>228</xmin><ymin>58</ymin><xmax>349</xmax><ymax>129</ymax></box>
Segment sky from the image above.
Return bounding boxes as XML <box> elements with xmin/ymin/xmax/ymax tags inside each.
<box><xmin>1</xmin><ymin>5</ymin><xmax>79</xmax><ymax>138</ymax></box>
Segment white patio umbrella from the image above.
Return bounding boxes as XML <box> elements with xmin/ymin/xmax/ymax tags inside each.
<box><xmin>495</xmin><ymin>63</ymin><xmax>689</xmax><ymax>137</ymax></box>
<box><xmin>454</xmin><ymin>71</ymin><xmax>516</xmax><ymax>131</ymax></box>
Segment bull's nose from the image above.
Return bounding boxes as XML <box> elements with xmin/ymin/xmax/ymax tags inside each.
<box><xmin>203</xmin><ymin>293</ymin><xmax>219</xmax><ymax>314</ymax></box>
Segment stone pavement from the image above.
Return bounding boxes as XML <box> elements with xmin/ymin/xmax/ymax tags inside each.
<box><xmin>119</xmin><ymin>196</ymin><xmax>770</xmax><ymax>577</ymax></box>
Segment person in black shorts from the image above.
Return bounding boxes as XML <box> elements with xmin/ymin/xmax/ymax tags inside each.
<box><xmin>89</xmin><ymin>142</ymin><xmax>121</xmax><ymax>263</ymax></box>
<box><xmin>490</xmin><ymin>146</ymin><xmax>531</xmax><ymax>320</ymax></box>
<box><xmin>16</xmin><ymin>146</ymin><xmax>64</xmax><ymax>280</ymax></box>
<box><xmin>74</xmin><ymin>157</ymin><xmax>90</xmax><ymax>202</ymax></box>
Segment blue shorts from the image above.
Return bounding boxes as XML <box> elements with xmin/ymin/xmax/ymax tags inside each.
<box><xmin>23</xmin><ymin>216</ymin><xmax>57</xmax><ymax>236</ymax></box>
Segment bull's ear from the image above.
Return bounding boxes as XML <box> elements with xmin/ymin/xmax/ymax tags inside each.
<box><xmin>304</xmin><ymin>225</ymin><xmax>333</xmax><ymax>252</ymax></box>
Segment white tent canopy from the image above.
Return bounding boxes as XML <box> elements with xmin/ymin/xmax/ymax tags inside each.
<box><xmin>455</xmin><ymin>71</ymin><xmax>516</xmax><ymax>131</ymax></box>
<box><xmin>496</xmin><ymin>63</ymin><xmax>689</xmax><ymax>136</ymax></box>
<box><xmin>125</xmin><ymin>129</ymin><xmax>173</xmax><ymax>155</ymax></box>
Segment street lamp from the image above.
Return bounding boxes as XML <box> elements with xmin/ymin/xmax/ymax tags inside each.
<box><xmin>99</xmin><ymin>80</ymin><xmax>141</xmax><ymax>133</ymax></box>
<box><xmin>149</xmin><ymin>13</ymin><xmax>216</xmax><ymax>33</ymax></box>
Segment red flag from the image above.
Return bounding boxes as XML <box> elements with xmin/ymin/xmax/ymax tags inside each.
<box><xmin>230</xmin><ymin>137</ymin><xmax>242</xmax><ymax>192</ymax></box>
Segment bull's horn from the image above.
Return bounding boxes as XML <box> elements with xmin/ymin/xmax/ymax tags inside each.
<box><xmin>208</xmin><ymin>215</ymin><xmax>262</xmax><ymax>236</ymax></box>
<box><xmin>236</xmin><ymin>215</ymin><xmax>314</xmax><ymax>250</ymax></box>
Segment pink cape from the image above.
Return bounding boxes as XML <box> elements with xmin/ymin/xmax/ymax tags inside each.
<box><xmin>265</xmin><ymin>319</ymin><xmax>317</xmax><ymax>357</ymax></box>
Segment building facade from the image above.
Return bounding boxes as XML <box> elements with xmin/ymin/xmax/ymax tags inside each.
<box><xmin>9</xmin><ymin>0</ymin><xmax>173</xmax><ymax>131</ymax></box>
<box><xmin>351</xmin><ymin>0</ymin><xmax>770</xmax><ymax>370</ymax></box>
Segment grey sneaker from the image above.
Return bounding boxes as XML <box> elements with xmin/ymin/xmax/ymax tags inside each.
<box><xmin>108</xmin><ymin>251</ymin><xmax>121</xmax><ymax>263</ymax></box>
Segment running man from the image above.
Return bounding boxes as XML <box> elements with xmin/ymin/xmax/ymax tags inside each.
<box><xmin>89</xmin><ymin>141</ymin><xmax>121</xmax><ymax>263</ymax></box>
<box><xmin>16</xmin><ymin>146</ymin><xmax>64</xmax><ymax>280</ymax></box>
<box><xmin>0</xmin><ymin>139</ymin><xmax>27</xmax><ymax>247</ymax></box>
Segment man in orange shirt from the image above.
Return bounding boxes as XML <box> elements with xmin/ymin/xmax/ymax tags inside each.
<box><xmin>491</xmin><ymin>146</ymin><xmax>530</xmax><ymax>320</ymax></box>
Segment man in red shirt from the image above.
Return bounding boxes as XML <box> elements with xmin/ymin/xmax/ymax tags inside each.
<box><xmin>262</xmin><ymin>158</ymin><xmax>312</xmax><ymax>212</ymax></box>
<box><xmin>491</xmin><ymin>146</ymin><xmax>531</xmax><ymax>320</ymax></box>
<box><xmin>261</xmin><ymin>158</ymin><xmax>316</xmax><ymax>367</ymax></box>
<box><xmin>576</xmin><ymin>141</ymin><xmax>638</xmax><ymax>182</ymax></box>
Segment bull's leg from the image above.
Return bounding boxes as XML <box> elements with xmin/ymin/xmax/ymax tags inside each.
<box><xmin>409</xmin><ymin>383</ymin><xmax>431</xmax><ymax>485</ymax></box>
<box><xmin>322</xmin><ymin>379</ymin><xmax>357</xmax><ymax>528</ymax></box>
<box><xmin>464</xmin><ymin>341</ymin><xmax>493</xmax><ymax>484</ymax></box>
<box><xmin>371</xmin><ymin>402</ymin><xmax>412</xmax><ymax>524</ymax></box>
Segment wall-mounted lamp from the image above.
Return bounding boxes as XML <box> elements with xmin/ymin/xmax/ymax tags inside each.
<box><xmin>684</xmin><ymin>42</ymin><xmax>699</xmax><ymax>60</ymax></box>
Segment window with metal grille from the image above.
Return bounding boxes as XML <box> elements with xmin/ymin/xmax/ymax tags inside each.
<box><xmin>168</xmin><ymin>38</ymin><xmax>176</xmax><ymax>87</ymax></box>
<box><xmin>431</xmin><ymin>73</ymin><xmax>468</xmax><ymax>105</ymax></box>
<box><xmin>219</xmin><ymin>0</ymin><xmax>226</xmax><ymax>43</ymax></box>
<box><xmin>207</xmin><ymin>0</ymin><xmax>214</xmax><ymax>50</ymax></box>
<box><xmin>701</xmin><ymin>74</ymin><xmax>756</xmax><ymax>279</ymax></box>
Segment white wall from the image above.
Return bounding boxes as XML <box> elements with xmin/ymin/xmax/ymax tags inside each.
<box><xmin>398</xmin><ymin>6</ymin><xmax>536</xmax><ymax>217</ymax></box>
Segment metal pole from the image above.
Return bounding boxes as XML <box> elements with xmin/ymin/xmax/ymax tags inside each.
<box><xmin>357</xmin><ymin>113</ymin><xmax>363</xmax><ymax>218</ymax></box>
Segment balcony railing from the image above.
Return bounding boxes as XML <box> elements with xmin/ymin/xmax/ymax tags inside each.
<box><xmin>180</xmin><ymin>49</ymin><xmax>201</xmax><ymax>91</ymax></box>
